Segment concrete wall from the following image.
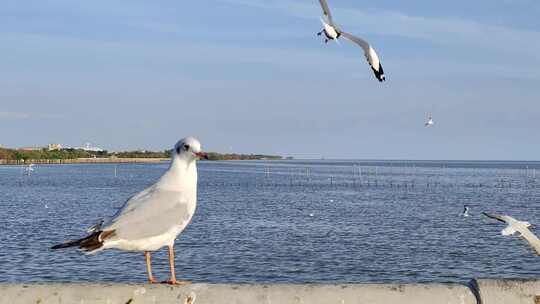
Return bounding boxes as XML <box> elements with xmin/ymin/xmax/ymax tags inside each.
<box><xmin>0</xmin><ymin>280</ymin><xmax>538</xmax><ymax>304</ymax></box>
<box><xmin>0</xmin><ymin>283</ymin><xmax>476</xmax><ymax>304</ymax></box>
<box><xmin>471</xmin><ymin>279</ymin><xmax>540</xmax><ymax>304</ymax></box>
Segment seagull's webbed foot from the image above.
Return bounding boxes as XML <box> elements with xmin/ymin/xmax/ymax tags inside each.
<box><xmin>148</xmin><ymin>278</ymin><xmax>158</xmax><ymax>284</ymax></box>
<box><xmin>162</xmin><ymin>279</ymin><xmax>191</xmax><ymax>285</ymax></box>
<box><xmin>317</xmin><ymin>31</ymin><xmax>322</xmax><ymax>36</ymax></box>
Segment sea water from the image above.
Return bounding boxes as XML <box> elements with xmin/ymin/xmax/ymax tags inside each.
<box><xmin>1</xmin><ymin>160</ymin><xmax>539</xmax><ymax>283</ymax></box>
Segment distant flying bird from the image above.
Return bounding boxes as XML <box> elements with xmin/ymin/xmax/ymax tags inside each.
<box><xmin>316</xmin><ymin>0</ymin><xmax>385</xmax><ymax>82</ymax></box>
<box><xmin>424</xmin><ymin>115</ymin><xmax>434</xmax><ymax>127</ymax></box>
<box><xmin>52</xmin><ymin>137</ymin><xmax>208</xmax><ymax>284</ymax></box>
<box><xmin>483</xmin><ymin>213</ymin><xmax>540</xmax><ymax>256</ymax></box>
<box><xmin>461</xmin><ymin>205</ymin><xmax>470</xmax><ymax>217</ymax></box>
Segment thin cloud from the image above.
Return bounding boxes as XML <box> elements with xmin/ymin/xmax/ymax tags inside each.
<box><xmin>0</xmin><ymin>111</ymin><xmax>61</xmax><ymax>120</ymax></box>
<box><xmin>0</xmin><ymin>112</ymin><xmax>31</xmax><ymax>119</ymax></box>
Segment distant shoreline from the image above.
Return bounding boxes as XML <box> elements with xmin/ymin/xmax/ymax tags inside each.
<box><xmin>0</xmin><ymin>147</ymin><xmax>284</xmax><ymax>164</ymax></box>
<box><xmin>0</xmin><ymin>157</ymin><xmax>288</xmax><ymax>165</ymax></box>
<box><xmin>0</xmin><ymin>158</ymin><xmax>169</xmax><ymax>165</ymax></box>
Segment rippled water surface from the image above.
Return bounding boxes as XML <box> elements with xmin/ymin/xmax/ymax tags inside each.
<box><xmin>1</xmin><ymin>160</ymin><xmax>540</xmax><ymax>283</ymax></box>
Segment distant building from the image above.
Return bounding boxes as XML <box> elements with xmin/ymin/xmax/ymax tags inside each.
<box><xmin>48</xmin><ymin>143</ymin><xmax>63</xmax><ymax>151</ymax></box>
<box><xmin>79</xmin><ymin>142</ymin><xmax>104</xmax><ymax>152</ymax></box>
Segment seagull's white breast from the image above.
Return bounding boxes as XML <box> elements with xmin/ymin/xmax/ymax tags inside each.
<box><xmin>323</xmin><ymin>23</ymin><xmax>338</xmax><ymax>39</ymax></box>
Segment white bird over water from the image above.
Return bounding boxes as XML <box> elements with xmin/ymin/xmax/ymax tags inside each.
<box><xmin>52</xmin><ymin>137</ymin><xmax>208</xmax><ymax>284</ymax></box>
<box><xmin>461</xmin><ymin>205</ymin><xmax>470</xmax><ymax>217</ymax></box>
<box><xmin>316</xmin><ymin>0</ymin><xmax>385</xmax><ymax>82</ymax></box>
<box><xmin>424</xmin><ymin>115</ymin><xmax>434</xmax><ymax>127</ymax></box>
<box><xmin>483</xmin><ymin>213</ymin><xmax>540</xmax><ymax>256</ymax></box>
<box><xmin>24</xmin><ymin>163</ymin><xmax>35</xmax><ymax>175</ymax></box>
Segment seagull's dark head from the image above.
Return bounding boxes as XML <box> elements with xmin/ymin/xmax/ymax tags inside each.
<box><xmin>173</xmin><ymin>137</ymin><xmax>208</xmax><ymax>161</ymax></box>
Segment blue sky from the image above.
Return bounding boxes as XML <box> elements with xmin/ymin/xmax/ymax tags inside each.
<box><xmin>1</xmin><ymin>0</ymin><xmax>539</xmax><ymax>159</ymax></box>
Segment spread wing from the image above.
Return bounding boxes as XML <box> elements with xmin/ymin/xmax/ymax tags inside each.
<box><xmin>518</xmin><ymin>228</ymin><xmax>540</xmax><ymax>255</ymax></box>
<box><xmin>319</xmin><ymin>0</ymin><xmax>335</xmax><ymax>26</ymax></box>
<box><xmin>340</xmin><ymin>31</ymin><xmax>386</xmax><ymax>82</ymax></box>
<box><xmin>483</xmin><ymin>212</ymin><xmax>510</xmax><ymax>223</ymax></box>
<box><xmin>483</xmin><ymin>212</ymin><xmax>540</xmax><ymax>255</ymax></box>
<box><xmin>340</xmin><ymin>31</ymin><xmax>370</xmax><ymax>53</ymax></box>
<box><xmin>102</xmin><ymin>186</ymin><xmax>194</xmax><ymax>240</ymax></box>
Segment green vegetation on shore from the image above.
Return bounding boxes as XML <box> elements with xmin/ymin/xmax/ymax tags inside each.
<box><xmin>205</xmin><ymin>152</ymin><xmax>282</xmax><ymax>161</ymax></box>
<box><xmin>0</xmin><ymin>147</ymin><xmax>106</xmax><ymax>161</ymax></box>
<box><xmin>0</xmin><ymin>147</ymin><xmax>282</xmax><ymax>161</ymax></box>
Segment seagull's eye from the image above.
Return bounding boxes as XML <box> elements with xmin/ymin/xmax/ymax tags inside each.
<box><xmin>183</xmin><ymin>144</ymin><xmax>190</xmax><ymax>151</ymax></box>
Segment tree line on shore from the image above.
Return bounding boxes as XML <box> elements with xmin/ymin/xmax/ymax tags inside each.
<box><xmin>0</xmin><ymin>147</ymin><xmax>282</xmax><ymax>161</ymax></box>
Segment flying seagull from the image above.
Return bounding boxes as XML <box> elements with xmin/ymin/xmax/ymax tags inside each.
<box><xmin>52</xmin><ymin>137</ymin><xmax>208</xmax><ymax>284</ymax></box>
<box><xmin>316</xmin><ymin>0</ymin><xmax>385</xmax><ymax>82</ymax></box>
<box><xmin>424</xmin><ymin>115</ymin><xmax>434</xmax><ymax>127</ymax></box>
<box><xmin>483</xmin><ymin>213</ymin><xmax>540</xmax><ymax>256</ymax></box>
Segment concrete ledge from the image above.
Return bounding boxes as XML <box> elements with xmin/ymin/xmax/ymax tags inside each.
<box><xmin>0</xmin><ymin>283</ymin><xmax>476</xmax><ymax>304</ymax></box>
<box><xmin>471</xmin><ymin>279</ymin><xmax>540</xmax><ymax>304</ymax></box>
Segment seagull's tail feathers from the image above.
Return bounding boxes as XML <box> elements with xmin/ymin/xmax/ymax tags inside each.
<box><xmin>51</xmin><ymin>230</ymin><xmax>115</xmax><ymax>253</ymax></box>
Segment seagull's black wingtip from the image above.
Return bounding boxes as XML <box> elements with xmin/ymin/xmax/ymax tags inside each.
<box><xmin>483</xmin><ymin>212</ymin><xmax>506</xmax><ymax>223</ymax></box>
<box><xmin>50</xmin><ymin>230</ymin><xmax>116</xmax><ymax>252</ymax></box>
<box><xmin>371</xmin><ymin>63</ymin><xmax>385</xmax><ymax>82</ymax></box>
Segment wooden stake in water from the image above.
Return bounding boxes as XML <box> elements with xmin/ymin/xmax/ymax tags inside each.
<box><xmin>114</xmin><ymin>165</ymin><xmax>118</xmax><ymax>177</ymax></box>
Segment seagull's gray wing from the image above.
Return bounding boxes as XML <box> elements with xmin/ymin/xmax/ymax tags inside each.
<box><xmin>340</xmin><ymin>31</ymin><xmax>386</xmax><ymax>82</ymax></box>
<box><xmin>483</xmin><ymin>212</ymin><xmax>509</xmax><ymax>223</ymax></box>
<box><xmin>517</xmin><ymin>228</ymin><xmax>540</xmax><ymax>255</ymax></box>
<box><xmin>340</xmin><ymin>31</ymin><xmax>369</xmax><ymax>53</ymax></box>
<box><xmin>319</xmin><ymin>0</ymin><xmax>335</xmax><ymax>26</ymax></box>
<box><xmin>103</xmin><ymin>186</ymin><xmax>193</xmax><ymax>240</ymax></box>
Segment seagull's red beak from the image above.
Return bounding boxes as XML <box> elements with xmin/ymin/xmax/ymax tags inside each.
<box><xmin>194</xmin><ymin>152</ymin><xmax>208</xmax><ymax>160</ymax></box>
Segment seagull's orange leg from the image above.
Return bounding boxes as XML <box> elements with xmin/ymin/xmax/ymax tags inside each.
<box><xmin>145</xmin><ymin>251</ymin><xmax>157</xmax><ymax>284</ymax></box>
<box><xmin>164</xmin><ymin>245</ymin><xmax>190</xmax><ymax>285</ymax></box>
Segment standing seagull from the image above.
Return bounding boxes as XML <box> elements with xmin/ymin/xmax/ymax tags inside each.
<box><xmin>52</xmin><ymin>137</ymin><xmax>208</xmax><ymax>284</ymax></box>
<box><xmin>483</xmin><ymin>213</ymin><xmax>540</xmax><ymax>256</ymax></box>
<box><xmin>424</xmin><ymin>115</ymin><xmax>434</xmax><ymax>127</ymax></box>
<box><xmin>316</xmin><ymin>0</ymin><xmax>385</xmax><ymax>82</ymax></box>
